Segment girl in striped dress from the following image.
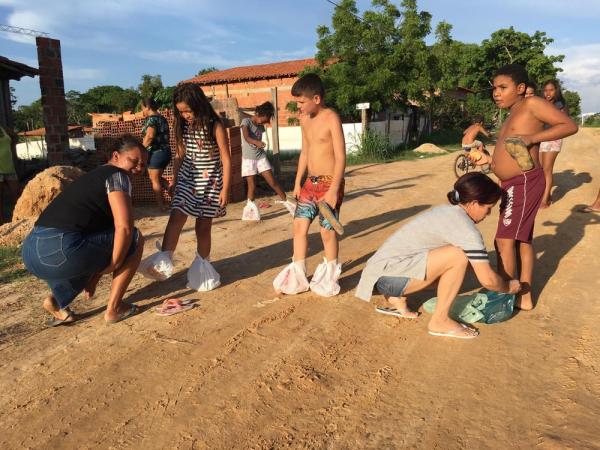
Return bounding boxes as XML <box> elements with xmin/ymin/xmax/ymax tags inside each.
<box><xmin>159</xmin><ymin>83</ymin><xmax>231</xmax><ymax>287</ymax></box>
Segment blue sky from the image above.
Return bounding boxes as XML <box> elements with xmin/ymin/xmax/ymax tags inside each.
<box><xmin>2</xmin><ymin>0</ymin><xmax>600</xmax><ymax>113</ymax></box>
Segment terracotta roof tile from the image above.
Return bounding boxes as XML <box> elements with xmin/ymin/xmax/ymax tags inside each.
<box><xmin>182</xmin><ymin>58</ymin><xmax>320</xmax><ymax>85</ymax></box>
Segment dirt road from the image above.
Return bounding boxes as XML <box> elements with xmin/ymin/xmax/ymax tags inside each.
<box><xmin>1</xmin><ymin>129</ymin><xmax>599</xmax><ymax>449</ymax></box>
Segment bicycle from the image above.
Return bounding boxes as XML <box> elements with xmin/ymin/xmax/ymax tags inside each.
<box><xmin>454</xmin><ymin>146</ymin><xmax>492</xmax><ymax>178</ymax></box>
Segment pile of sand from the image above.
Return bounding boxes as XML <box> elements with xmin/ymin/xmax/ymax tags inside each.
<box><xmin>0</xmin><ymin>166</ymin><xmax>83</xmax><ymax>247</ymax></box>
<box><xmin>12</xmin><ymin>166</ymin><xmax>84</xmax><ymax>220</ymax></box>
<box><xmin>413</xmin><ymin>143</ymin><xmax>448</xmax><ymax>154</ymax></box>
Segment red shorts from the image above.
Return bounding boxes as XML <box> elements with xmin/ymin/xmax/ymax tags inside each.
<box><xmin>295</xmin><ymin>176</ymin><xmax>344</xmax><ymax>230</ymax></box>
<box><xmin>496</xmin><ymin>167</ymin><xmax>545</xmax><ymax>243</ymax></box>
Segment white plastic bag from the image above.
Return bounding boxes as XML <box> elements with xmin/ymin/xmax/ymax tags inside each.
<box><xmin>309</xmin><ymin>258</ymin><xmax>342</xmax><ymax>297</ymax></box>
<box><xmin>242</xmin><ymin>199</ymin><xmax>261</xmax><ymax>221</ymax></box>
<box><xmin>187</xmin><ymin>253</ymin><xmax>221</xmax><ymax>291</ymax></box>
<box><xmin>139</xmin><ymin>243</ymin><xmax>174</xmax><ymax>281</ymax></box>
<box><xmin>273</xmin><ymin>260</ymin><xmax>309</xmax><ymax>295</ymax></box>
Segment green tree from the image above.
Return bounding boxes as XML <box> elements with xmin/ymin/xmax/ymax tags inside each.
<box><xmin>197</xmin><ymin>67</ymin><xmax>218</xmax><ymax>76</ymax></box>
<box><xmin>153</xmin><ymin>85</ymin><xmax>176</xmax><ymax>109</ymax></box>
<box><xmin>12</xmin><ymin>99</ymin><xmax>44</xmax><ymax>132</ymax></box>
<box><xmin>80</xmin><ymin>85</ymin><xmax>140</xmax><ymax>114</ymax></box>
<box><xmin>138</xmin><ymin>74</ymin><xmax>164</xmax><ymax>99</ymax></box>
<box><xmin>65</xmin><ymin>90</ymin><xmax>88</xmax><ymax>125</ymax></box>
<box><xmin>563</xmin><ymin>90</ymin><xmax>581</xmax><ymax>120</ymax></box>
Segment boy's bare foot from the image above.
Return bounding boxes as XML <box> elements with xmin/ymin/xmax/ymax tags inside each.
<box><xmin>515</xmin><ymin>293</ymin><xmax>534</xmax><ymax>310</ymax></box>
<box><xmin>84</xmin><ymin>273</ymin><xmax>102</xmax><ymax>300</ymax></box>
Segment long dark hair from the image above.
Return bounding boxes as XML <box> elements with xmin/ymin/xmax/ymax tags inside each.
<box><xmin>447</xmin><ymin>172</ymin><xmax>502</xmax><ymax>205</ymax></box>
<box><xmin>141</xmin><ymin>97</ymin><xmax>158</xmax><ymax>110</ymax></box>
<box><xmin>172</xmin><ymin>83</ymin><xmax>221</xmax><ymax>149</ymax></box>
<box><xmin>542</xmin><ymin>79</ymin><xmax>567</xmax><ymax>108</ymax></box>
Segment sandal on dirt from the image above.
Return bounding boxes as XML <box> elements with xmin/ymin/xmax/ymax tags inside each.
<box><xmin>579</xmin><ymin>206</ymin><xmax>600</xmax><ymax>213</ymax></box>
<box><xmin>46</xmin><ymin>309</ymin><xmax>78</xmax><ymax>327</ymax></box>
<box><xmin>154</xmin><ymin>298</ymin><xmax>194</xmax><ymax>316</ymax></box>
<box><xmin>504</xmin><ymin>137</ymin><xmax>534</xmax><ymax>171</ymax></box>
<box><xmin>317</xmin><ymin>201</ymin><xmax>344</xmax><ymax>235</ymax></box>
<box><xmin>428</xmin><ymin>323</ymin><xmax>479</xmax><ymax>339</ymax></box>
<box><xmin>106</xmin><ymin>304</ymin><xmax>138</xmax><ymax>324</ymax></box>
<box><xmin>375</xmin><ymin>306</ymin><xmax>419</xmax><ymax>319</ymax></box>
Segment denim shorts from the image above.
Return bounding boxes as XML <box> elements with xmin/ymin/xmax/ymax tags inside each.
<box><xmin>22</xmin><ymin>226</ymin><xmax>140</xmax><ymax>309</ymax></box>
<box><xmin>375</xmin><ymin>276</ymin><xmax>411</xmax><ymax>298</ymax></box>
<box><xmin>147</xmin><ymin>148</ymin><xmax>172</xmax><ymax>170</ymax></box>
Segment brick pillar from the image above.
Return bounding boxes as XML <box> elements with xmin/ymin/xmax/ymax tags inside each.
<box><xmin>227</xmin><ymin>126</ymin><xmax>244</xmax><ymax>202</ymax></box>
<box><xmin>36</xmin><ymin>37</ymin><xmax>68</xmax><ymax>165</ymax></box>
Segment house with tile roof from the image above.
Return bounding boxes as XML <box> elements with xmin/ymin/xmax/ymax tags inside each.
<box><xmin>181</xmin><ymin>58</ymin><xmax>321</xmax><ymax>126</ymax></box>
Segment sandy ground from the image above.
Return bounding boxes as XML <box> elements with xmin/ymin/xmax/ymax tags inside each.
<box><xmin>1</xmin><ymin>129</ymin><xmax>599</xmax><ymax>449</ymax></box>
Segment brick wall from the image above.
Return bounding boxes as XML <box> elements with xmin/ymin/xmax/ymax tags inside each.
<box><xmin>200</xmin><ymin>76</ymin><xmax>300</xmax><ymax>127</ymax></box>
<box><xmin>36</xmin><ymin>37</ymin><xmax>68</xmax><ymax>164</ymax></box>
<box><xmin>94</xmin><ymin>110</ymin><xmax>244</xmax><ymax>205</ymax></box>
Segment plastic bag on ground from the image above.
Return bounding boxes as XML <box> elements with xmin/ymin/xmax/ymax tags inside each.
<box><xmin>309</xmin><ymin>257</ymin><xmax>342</xmax><ymax>297</ymax></box>
<box><xmin>242</xmin><ymin>199</ymin><xmax>261</xmax><ymax>221</ymax></box>
<box><xmin>273</xmin><ymin>260</ymin><xmax>309</xmax><ymax>295</ymax></box>
<box><xmin>479</xmin><ymin>290</ymin><xmax>515</xmax><ymax>324</ymax></box>
<box><xmin>422</xmin><ymin>293</ymin><xmax>485</xmax><ymax>324</ymax></box>
<box><xmin>139</xmin><ymin>243</ymin><xmax>174</xmax><ymax>281</ymax></box>
<box><xmin>422</xmin><ymin>290</ymin><xmax>515</xmax><ymax>324</ymax></box>
<box><xmin>187</xmin><ymin>253</ymin><xmax>221</xmax><ymax>291</ymax></box>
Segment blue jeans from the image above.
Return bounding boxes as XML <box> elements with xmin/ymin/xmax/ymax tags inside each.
<box><xmin>22</xmin><ymin>226</ymin><xmax>139</xmax><ymax>309</ymax></box>
<box><xmin>375</xmin><ymin>276</ymin><xmax>411</xmax><ymax>298</ymax></box>
<box><xmin>147</xmin><ymin>148</ymin><xmax>172</xmax><ymax>169</ymax></box>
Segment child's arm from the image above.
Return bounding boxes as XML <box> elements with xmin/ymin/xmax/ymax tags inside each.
<box><xmin>477</xmin><ymin>124</ymin><xmax>491</xmax><ymax>138</ymax></box>
<box><xmin>323</xmin><ymin>113</ymin><xmax>346</xmax><ymax>208</ymax></box>
<box><xmin>169</xmin><ymin>140</ymin><xmax>185</xmax><ymax>193</ymax></box>
<box><xmin>293</xmin><ymin>120</ymin><xmax>309</xmax><ymax>199</ymax></box>
<box><xmin>520</xmin><ymin>97</ymin><xmax>578</xmax><ymax>145</ymax></box>
<box><xmin>241</xmin><ymin>124</ymin><xmax>265</xmax><ymax>149</ymax></box>
<box><xmin>215</xmin><ymin>121</ymin><xmax>231</xmax><ymax>207</ymax></box>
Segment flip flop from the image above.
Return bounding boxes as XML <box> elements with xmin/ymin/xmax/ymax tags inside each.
<box><xmin>154</xmin><ymin>298</ymin><xmax>194</xmax><ymax>316</ymax></box>
<box><xmin>106</xmin><ymin>304</ymin><xmax>138</xmax><ymax>324</ymax></box>
<box><xmin>579</xmin><ymin>206</ymin><xmax>600</xmax><ymax>213</ymax></box>
<box><xmin>428</xmin><ymin>323</ymin><xmax>479</xmax><ymax>339</ymax></box>
<box><xmin>504</xmin><ymin>137</ymin><xmax>534</xmax><ymax>171</ymax></box>
<box><xmin>258</xmin><ymin>202</ymin><xmax>272</xmax><ymax>209</ymax></box>
<box><xmin>46</xmin><ymin>309</ymin><xmax>77</xmax><ymax>327</ymax></box>
<box><xmin>317</xmin><ymin>201</ymin><xmax>344</xmax><ymax>235</ymax></box>
<box><xmin>375</xmin><ymin>306</ymin><xmax>419</xmax><ymax>319</ymax></box>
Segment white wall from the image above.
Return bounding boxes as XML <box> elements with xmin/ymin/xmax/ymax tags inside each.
<box><xmin>17</xmin><ymin>135</ymin><xmax>96</xmax><ymax>160</ymax></box>
<box><xmin>263</xmin><ymin>117</ymin><xmax>426</xmax><ymax>153</ymax></box>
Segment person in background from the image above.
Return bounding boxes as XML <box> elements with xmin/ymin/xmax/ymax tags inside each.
<box><xmin>141</xmin><ymin>97</ymin><xmax>172</xmax><ymax>210</ymax></box>
<box><xmin>0</xmin><ymin>125</ymin><xmax>21</xmax><ymax>224</ymax></box>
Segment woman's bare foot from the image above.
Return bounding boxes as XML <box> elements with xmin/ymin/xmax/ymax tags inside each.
<box><xmin>42</xmin><ymin>296</ymin><xmax>74</xmax><ymax>321</ymax></box>
<box><xmin>386</xmin><ymin>296</ymin><xmax>419</xmax><ymax>319</ymax></box>
<box><xmin>84</xmin><ymin>273</ymin><xmax>102</xmax><ymax>300</ymax></box>
<box><xmin>428</xmin><ymin>317</ymin><xmax>478</xmax><ymax>337</ymax></box>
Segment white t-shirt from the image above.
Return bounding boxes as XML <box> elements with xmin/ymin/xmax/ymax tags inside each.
<box><xmin>355</xmin><ymin>204</ymin><xmax>488</xmax><ymax>301</ymax></box>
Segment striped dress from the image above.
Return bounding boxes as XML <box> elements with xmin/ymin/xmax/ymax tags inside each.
<box><xmin>171</xmin><ymin>121</ymin><xmax>225</xmax><ymax>218</ymax></box>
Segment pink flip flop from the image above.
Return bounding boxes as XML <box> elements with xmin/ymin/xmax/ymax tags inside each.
<box><xmin>154</xmin><ymin>298</ymin><xmax>194</xmax><ymax>316</ymax></box>
<box><xmin>259</xmin><ymin>202</ymin><xmax>272</xmax><ymax>209</ymax></box>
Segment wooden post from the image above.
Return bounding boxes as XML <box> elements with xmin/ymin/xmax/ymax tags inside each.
<box><xmin>271</xmin><ymin>87</ymin><xmax>281</xmax><ymax>178</ymax></box>
<box><xmin>224</xmin><ymin>84</ymin><xmax>229</xmax><ymax>98</ymax></box>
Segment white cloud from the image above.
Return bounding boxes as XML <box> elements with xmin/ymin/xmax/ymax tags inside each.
<box><xmin>63</xmin><ymin>67</ymin><xmax>105</xmax><ymax>81</ymax></box>
<box><xmin>549</xmin><ymin>43</ymin><xmax>600</xmax><ymax>113</ymax></box>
